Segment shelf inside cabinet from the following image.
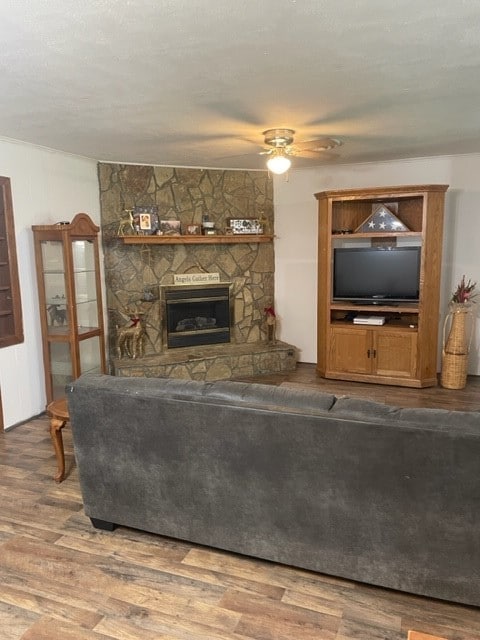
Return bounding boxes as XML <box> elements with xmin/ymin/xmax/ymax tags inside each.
<box><xmin>330</xmin><ymin>302</ymin><xmax>419</xmax><ymax>314</ymax></box>
<box><xmin>331</xmin><ymin>319</ymin><xmax>418</xmax><ymax>330</ymax></box>
<box><xmin>332</xmin><ymin>231</ymin><xmax>422</xmax><ymax>239</ymax></box>
<box><xmin>46</xmin><ymin>325</ymin><xmax>101</xmax><ymax>337</ymax></box>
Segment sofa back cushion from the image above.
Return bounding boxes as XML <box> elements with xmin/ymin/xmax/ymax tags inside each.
<box><xmin>330</xmin><ymin>396</ymin><xmax>480</xmax><ymax>434</ymax></box>
<box><xmin>69</xmin><ymin>374</ymin><xmax>336</xmax><ymax>415</ymax></box>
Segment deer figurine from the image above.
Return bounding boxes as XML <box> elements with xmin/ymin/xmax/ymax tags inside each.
<box><xmin>117</xmin><ymin>209</ymin><xmax>136</xmax><ymax>236</ymax></box>
<box><xmin>117</xmin><ymin>314</ymin><xmax>146</xmax><ymax>359</ymax></box>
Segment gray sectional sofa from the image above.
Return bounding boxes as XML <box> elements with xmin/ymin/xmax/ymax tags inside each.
<box><xmin>67</xmin><ymin>374</ymin><xmax>480</xmax><ymax>607</ymax></box>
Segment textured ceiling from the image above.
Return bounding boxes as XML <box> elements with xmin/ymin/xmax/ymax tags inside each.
<box><xmin>1</xmin><ymin>0</ymin><xmax>480</xmax><ymax>170</ymax></box>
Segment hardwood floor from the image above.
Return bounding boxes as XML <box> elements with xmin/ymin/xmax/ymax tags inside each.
<box><xmin>1</xmin><ymin>367</ymin><xmax>479</xmax><ymax>639</ymax></box>
<box><xmin>235</xmin><ymin>363</ymin><xmax>480</xmax><ymax>411</ymax></box>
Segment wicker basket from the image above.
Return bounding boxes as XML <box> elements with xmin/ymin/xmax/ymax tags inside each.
<box><xmin>440</xmin><ymin>351</ymin><xmax>468</xmax><ymax>389</ymax></box>
<box><xmin>440</xmin><ymin>303</ymin><xmax>473</xmax><ymax>390</ymax></box>
<box><xmin>444</xmin><ymin>304</ymin><xmax>471</xmax><ymax>354</ymax></box>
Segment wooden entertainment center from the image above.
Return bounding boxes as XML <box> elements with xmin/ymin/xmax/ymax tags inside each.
<box><xmin>315</xmin><ymin>184</ymin><xmax>448</xmax><ymax>388</ymax></box>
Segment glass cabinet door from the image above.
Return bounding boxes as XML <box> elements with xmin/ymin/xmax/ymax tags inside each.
<box><xmin>40</xmin><ymin>241</ymin><xmax>69</xmax><ymax>333</ymax></box>
<box><xmin>79</xmin><ymin>335</ymin><xmax>103</xmax><ymax>375</ymax></box>
<box><xmin>49</xmin><ymin>341</ymin><xmax>73</xmax><ymax>400</ymax></box>
<box><xmin>72</xmin><ymin>239</ymin><xmax>99</xmax><ymax>331</ymax></box>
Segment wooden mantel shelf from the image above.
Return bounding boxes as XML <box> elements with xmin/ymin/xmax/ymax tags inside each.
<box><xmin>120</xmin><ymin>234</ymin><xmax>273</xmax><ymax>245</ymax></box>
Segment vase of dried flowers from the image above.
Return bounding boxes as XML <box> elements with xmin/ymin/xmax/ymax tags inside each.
<box><xmin>441</xmin><ymin>276</ymin><xmax>476</xmax><ymax>389</ymax></box>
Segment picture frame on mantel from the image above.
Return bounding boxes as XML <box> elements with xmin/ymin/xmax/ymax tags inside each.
<box><xmin>133</xmin><ymin>205</ymin><xmax>159</xmax><ymax>235</ymax></box>
<box><xmin>139</xmin><ymin>213</ymin><xmax>152</xmax><ymax>231</ymax></box>
<box><xmin>184</xmin><ymin>224</ymin><xmax>202</xmax><ymax>235</ymax></box>
<box><xmin>158</xmin><ymin>219</ymin><xmax>181</xmax><ymax>236</ymax></box>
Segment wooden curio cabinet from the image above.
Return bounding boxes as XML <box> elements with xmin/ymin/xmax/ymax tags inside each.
<box><xmin>32</xmin><ymin>213</ymin><xmax>106</xmax><ymax>403</ymax></box>
<box><xmin>315</xmin><ymin>184</ymin><xmax>448</xmax><ymax>388</ymax></box>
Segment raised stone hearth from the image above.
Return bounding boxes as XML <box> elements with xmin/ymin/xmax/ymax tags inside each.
<box><xmin>112</xmin><ymin>341</ymin><xmax>297</xmax><ymax>381</ymax></box>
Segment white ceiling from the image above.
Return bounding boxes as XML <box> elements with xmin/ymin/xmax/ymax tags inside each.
<box><xmin>2</xmin><ymin>0</ymin><xmax>480</xmax><ymax>171</ymax></box>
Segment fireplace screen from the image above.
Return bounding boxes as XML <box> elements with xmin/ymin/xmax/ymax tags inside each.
<box><xmin>162</xmin><ymin>284</ymin><xmax>233</xmax><ymax>348</ymax></box>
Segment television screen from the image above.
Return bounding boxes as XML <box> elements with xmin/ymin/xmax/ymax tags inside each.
<box><xmin>333</xmin><ymin>247</ymin><xmax>421</xmax><ymax>303</ymax></box>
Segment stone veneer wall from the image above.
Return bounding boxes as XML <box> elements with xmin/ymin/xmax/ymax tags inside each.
<box><xmin>98</xmin><ymin>163</ymin><xmax>275</xmax><ymax>367</ymax></box>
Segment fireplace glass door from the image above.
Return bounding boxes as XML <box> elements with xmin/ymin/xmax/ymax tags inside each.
<box><xmin>163</xmin><ymin>284</ymin><xmax>232</xmax><ymax>348</ymax></box>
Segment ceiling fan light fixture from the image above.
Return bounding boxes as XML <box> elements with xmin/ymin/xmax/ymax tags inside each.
<box><xmin>266</xmin><ymin>151</ymin><xmax>291</xmax><ymax>175</ymax></box>
<box><xmin>263</xmin><ymin>128</ymin><xmax>295</xmax><ymax>147</ymax></box>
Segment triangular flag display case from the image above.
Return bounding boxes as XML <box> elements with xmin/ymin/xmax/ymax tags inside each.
<box><xmin>355</xmin><ymin>203</ymin><xmax>410</xmax><ymax>233</ymax></box>
<box><xmin>315</xmin><ymin>184</ymin><xmax>448</xmax><ymax>388</ymax></box>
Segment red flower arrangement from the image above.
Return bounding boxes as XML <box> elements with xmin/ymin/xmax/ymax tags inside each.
<box><xmin>451</xmin><ymin>275</ymin><xmax>477</xmax><ymax>304</ymax></box>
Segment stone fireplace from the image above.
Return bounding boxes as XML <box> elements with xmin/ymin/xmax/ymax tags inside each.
<box><xmin>162</xmin><ymin>283</ymin><xmax>233</xmax><ymax>349</ymax></box>
<box><xmin>98</xmin><ymin>163</ymin><xmax>297</xmax><ymax>380</ymax></box>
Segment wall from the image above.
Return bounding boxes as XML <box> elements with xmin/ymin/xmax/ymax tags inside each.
<box><xmin>0</xmin><ymin>138</ymin><xmax>99</xmax><ymax>428</ymax></box>
<box><xmin>274</xmin><ymin>154</ymin><xmax>480</xmax><ymax>374</ymax></box>
<box><xmin>98</xmin><ymin>163</ymin><xmax>274</xmax><ymax>365</ymax></box>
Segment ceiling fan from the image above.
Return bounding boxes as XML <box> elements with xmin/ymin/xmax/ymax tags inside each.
<box><xmin>260</xmin><ymin>128</ymin><xmax>342</xmax><ymax>174</ymax></box>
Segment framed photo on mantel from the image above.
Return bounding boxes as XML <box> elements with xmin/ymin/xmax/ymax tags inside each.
<box><xmin>133</xmin><ymin>205</ymin><xmax>159</xmax><ymax>235</ymax></box>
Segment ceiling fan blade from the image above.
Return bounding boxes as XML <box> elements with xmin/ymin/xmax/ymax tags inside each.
<box><xmin>293</xmin><ymin>137</ymin><xmax>342</xmax><ymax>153</ymax></box>
<box><xmin>292</xmin><ymin>149</ymin><xmax>341</xmax><ymax>161</ymax></box>
<box><xmin>213</xmin><ymin>151</ymin><xmax>263</xmax><ymax>162</ymax></box>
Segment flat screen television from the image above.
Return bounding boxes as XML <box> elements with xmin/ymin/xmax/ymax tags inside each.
<box><xmin>333</xmin><ymin>246</ymin><xmax>421</xmax><ymax>304</ymax></box>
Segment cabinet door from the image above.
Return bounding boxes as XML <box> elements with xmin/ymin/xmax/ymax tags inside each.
<box><xmin>373</xmin><ymin>330</ymin><xmax>417</xmax><ymax>378</ymax></box>
<box><xmin>72</xmin><ymin>239</ymin><xmax>99</xmax><ymax>331</ymax></box>
<box><xmin>40</xmin><ymin>240</ymin><xmax>69</xmax><ymax>333</ymax></box>
<box><xmin>329</xmin><ymin>326</ymin><xmax>372</xmax><ymax>374</ymax></box>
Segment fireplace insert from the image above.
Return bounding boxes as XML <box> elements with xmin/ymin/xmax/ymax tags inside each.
<box><xmin>162</xmin><ymin>283</ymin><xmax>233</xmax><ymax>348</ymax></box>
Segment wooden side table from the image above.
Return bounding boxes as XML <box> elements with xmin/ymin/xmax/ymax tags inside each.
<box><xmin>408</xmin><ymin>631</ymin><xmax>447</xmax><ymax>640</ymax></box>
<box><xmin>46</xmin><ymin>398</ymin><xmax>69</xmax><ymax>482</ymax></box>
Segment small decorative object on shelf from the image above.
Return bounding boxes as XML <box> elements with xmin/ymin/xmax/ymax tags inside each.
<box><xmin>229</xmin><ymin>218</ymin><xmax>263</xmax><ymax>234</ymax></box>
<box><xmin>47</xmin><ymin>303</ymin><xmax>68</xmax><ymax>326</ymax></box>
<box><xmin>202</xmin><ymin>216</ymin><xmax>215</xmax><ymax>234</ymax></box>
<box><xmin>117</xmin><ymin>209</ymin><xmax>136</xmax><ymax>236</ymax></box>
<box><xmin>441</xmin><ymin>275</ymin><xmax>477</xmax><ymax>389</ymax></box>
<box><xmin>355</xmin><ymin>203</ymin><xmax>410</xmax><ymax>233</ymax></box>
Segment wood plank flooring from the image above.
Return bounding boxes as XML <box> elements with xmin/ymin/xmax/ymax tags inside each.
<box><xmin>234</xmin><ymin>363</ymin><xmax>480</xmax><ymax>411</ymax></box>
<box><xmin>1</xmin><ymin>365</ymin><xmax>479</xmax><ymax>639</ymax></box>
